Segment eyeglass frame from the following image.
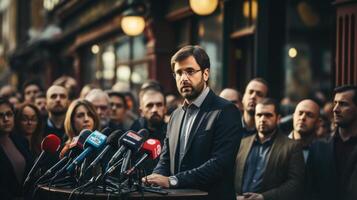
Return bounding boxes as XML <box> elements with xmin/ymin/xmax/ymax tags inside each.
<box><xmin>172</xmin><ymin>69</ymin><xmax>202</xmax><ymax>80</ymax></box>
<box><xmin>0</xmin><ymin>111</ymin><xmax>14</xmax><ymax>120</ymax></box>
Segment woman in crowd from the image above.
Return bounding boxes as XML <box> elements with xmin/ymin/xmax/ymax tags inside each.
<box><xmin>15</xmin><ymin>103</ymin><xmax>43</xmax><ymax>157</ymax></box>
<box><xmin>60</xmin><ymin>99</ymin><xmax>100</xmax><ymax>157</ymax></box>
<box><xmin>0</xmin><ymin>98</ymin><xmax>32</xmax><ymax>199</ymax></box>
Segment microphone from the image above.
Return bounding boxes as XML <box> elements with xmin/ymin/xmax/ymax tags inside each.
<box><xmin>120</xmin><ymin>129</ymin><xmax>149</xmax><ymax>174</ymax></box>
<box><xmin>66</xmin><ymin>130</ymin><xmax>107</xmax><ymax>173</ymax></box>
<box><xmin>106</xmin><ymin>129</ymin><xmax>148</xmax><ymax>170</ymax></box>
<box><xmin>37</xmin><ymin>129</ymin><xmax>92</xmax><ymax>182</ymax></box>
<box><xmin>125</xmin><ymin>139</ymin><xmax>161</xmax><ymax>175</ymax></box>
<box><xmin>83</xmin><ymin>129</ymin><xmax>124</xmax><ymax>175</ymax></box>
<box><xmin>24</xmin><ymin>134</ymin><xmax>61</xmax><ymax>186</ymax></box>
<box><xmin>101</xmin><ymin>127</ymin><xmax>113</xmax><ymax>136</ymax></box>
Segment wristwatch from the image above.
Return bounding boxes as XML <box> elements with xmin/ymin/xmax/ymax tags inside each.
<box><xmin>168</xmin><ymin>176</ymin><xmax>178</xmax><ymax>188</ymax></box>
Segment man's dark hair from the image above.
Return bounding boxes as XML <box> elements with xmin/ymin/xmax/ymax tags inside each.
<box><xmin>333</xmin><ymin>85</ymin><xmax>357</xmax><ymax>106</ymax></box>
<box><xmin>170</xmin><ymin>45</ymin><xmax>210</xmax><ymax>71</ymax></box>
<box><xmin>139</xmin><ymin>87</ymin><xmax>166</xmax><ymax>105</ymax></box>
<box><xmin>0</xmin><ymin>97</ymin><xmax>14</xmax><ymax>112</ymax></box>
<box><xmin>258</xmin><ymin>98</ymin><xmax>280</xmax><ymax>114</ymax></box>
<box><xmin>22</xmin><ymin>79</ymin><xmax>43</xmax><ymax>93</ymax></box>
<box><xmin>107</xmin><ymin>90</ymin><xmax>128</xmax><ymax>109</ymax></box>
<box><xmin>35</xmin><ymin>92</ymin><xmax>46</xmax><ymax>99</ymax></box>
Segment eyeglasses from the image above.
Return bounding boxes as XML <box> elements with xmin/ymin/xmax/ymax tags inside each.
<box><xmin>21</xmin><ymin>117</ymin><xmax>38</xmax><ymax>123</ymax></box>
<box><xmin>0</xmin><ymin>111</ymin><xmax>14</xmax><ymax>120</ymax></box>
<box><xmin>111</xmin><ymin>103</ymin><xmax>124</xmax><ymax>109</ymax></box>
<box><xmin>172</xmin><ymin>69</ymin><xmax>201</xmax><ymax>80</ymax></box>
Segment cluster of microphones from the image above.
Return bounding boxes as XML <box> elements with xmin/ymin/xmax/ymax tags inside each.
<box><xmin>24</xmin><ymin>128</ymin><xmax>165</xmax><ymax>198</ymax></box>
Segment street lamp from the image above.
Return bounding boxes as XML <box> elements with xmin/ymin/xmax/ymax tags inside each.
<box><xmin>189</xmin><ymin>0</ymin><xmax>219</xmax><ymax>16</ymax></box>
<box><xmin>121</xmin><ymin>15</ymin><xmax>145</xmax><ymax>36</ymax></box>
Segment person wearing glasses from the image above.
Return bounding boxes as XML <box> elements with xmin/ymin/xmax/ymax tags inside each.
<box><xmin>107</xmin><ymin>90</ymin><xmax>131</xmax><ymax>131</ymax></box>
<box><xmin>85</xmin><ymin>89</ymin><xmax>112</xmax><ymax>132</ymax></box>
<box><xmin>143</xmin><ymin>45</ymin><xmax>242</xmax><ymax>200</ymax></box>
<box><xmin>15</xmin><ymin>103</ymin><xmax>44</xmax><ymax>158</ymax></box>
<box><xmin>0</xmin><ymin>98</ymin><xmax>32</xmax><ymax>199</ymax></box>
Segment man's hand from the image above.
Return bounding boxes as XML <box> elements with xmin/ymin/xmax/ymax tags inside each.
<box><xmin>242</xmin><ymin>193</ymin><xmax>264</xmax><ymax>200</ymax></box>
<box><xmin>142</xmin><ymin>173</ymin><xmax>169</xmax><ymax>188</ymax></box>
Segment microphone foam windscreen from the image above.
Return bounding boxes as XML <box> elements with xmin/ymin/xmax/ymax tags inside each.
<box><xmin>41</xmin><ymin>134</ymin><xmax>61</xmax><ymax>154</ymax></box>
<box><xmin>142</xmin><ymin>139</ymin><xmax>161</xmax><ymax>159</ymax></box>
<box><xmin>78</xmin><ymin>129</ymin><xmax>93</xmax><ymax>147</ymax></box>
<box><xmin>101</xmin><ymin>127</ymin><xmax>113</xmax><ymax>136</ymax></box>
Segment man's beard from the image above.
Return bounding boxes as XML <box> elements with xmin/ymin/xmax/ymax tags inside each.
<box><xmin>148</xmin><ymin>114</ymin><xmax>163</xmax><ymax>127</ymax></box>
<box><xmin>179</xmin><ymin>79</ymin><xmax>205</xmax><ymax>101</ymax></box>
<box><xmin>51</xmin><ymin>109</ymin><xmax>66</xmax><ymax>116</ymax></box>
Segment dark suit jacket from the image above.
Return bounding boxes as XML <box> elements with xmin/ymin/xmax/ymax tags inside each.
<box><xmin>154</xmin><ymin>89</ymin><xmax>242</xmax><ymax>200</ymax></box>
<box><xmin>0</xmin><ymin>134</ymin><xmax>33</xmax><ymax>200</ymax></box>
<box><xmin>307</xmin><ymin>135</ymin><xmax>357</xmax><ymax>200</ymax></box>
<box><xmin>234</xmin><ymin>131</ymin><xmax>305</xmax><ymax>200</ymax></box>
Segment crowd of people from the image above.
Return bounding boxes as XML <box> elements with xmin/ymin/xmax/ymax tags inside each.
<box><xmin>0</xmin><ymin>45</ymin><xmax>356</xmax><ymax>200</ymax></box>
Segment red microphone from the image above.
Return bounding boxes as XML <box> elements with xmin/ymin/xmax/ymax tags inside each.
<box><xmin>125</xmin><ymin>139</ymin><xmax>161</xmax><ymax>175</ymax></box>
<box><xmin>41</xmin><ymin>134</ymin><xmax>61</xmax><ymax>154</ymax></box>
<box><xmin>24</xmin><ymin>134</ymin><xmax>61</xmax><ymax>187</ymax></box>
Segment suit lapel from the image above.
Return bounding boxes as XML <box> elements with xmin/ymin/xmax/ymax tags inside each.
<box><xmin>235</xmin><ymin>135</ymin><xmax>255</xmax><ymax>193</ymax></box>
<box><xmin>181</xmin><ymin>91</ymin><xmax>214</xmax><ymax>158</ymax></box>
<box><xmin>169</xmin><ymin>108</ymin><xmax>185</xmax><ymax>174</ymax></box>
<box><xmin>261</xmin><ymin>132</ymin><xmax>283</xmax><ymax>190</ymax></box>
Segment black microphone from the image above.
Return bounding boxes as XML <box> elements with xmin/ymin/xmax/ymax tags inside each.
<box><xmin>24</xmin><ymin>134</ymin><xmax>61</xmax><ymax>187</ymax></box>
<box><xmin>83</xmin><ymin>129</ymin><xmax>124</xmax><ymax>175</ymax></box>
<box><xmin>106</xmin><ymin>129</ymin><xmax>148</xmax><ymax>170</ymax></box>
<box><xmin>120</xmin><ymin>129</ymin><xmax>149</xmax><ymax>174</ymax></box>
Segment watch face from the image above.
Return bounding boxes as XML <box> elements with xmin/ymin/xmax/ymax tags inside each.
<box><xmin>170</xmin><ymin>177</ymin><xmax>178</xmax><ymax>186</ymax></box>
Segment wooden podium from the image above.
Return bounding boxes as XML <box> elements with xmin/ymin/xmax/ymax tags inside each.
<box><xmin>35</xmin><ymin>186</ymin><xmax>208</xmax><ymax>200</ymax></box>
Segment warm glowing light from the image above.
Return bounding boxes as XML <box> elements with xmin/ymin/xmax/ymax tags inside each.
<box><xmin>243</xmin><ymin>0</ymin><xmax>258</xmax><ymax>20</ymax></box>
<box><xmin>288</xmin><ymin>48</ymin><xmax>298</xmax><ymax>58</ymax></box>
<box><xmin>121</xmin><ymin>16</ymin><xmax>145</xmax><ymax>36</ymax></box>
<box><xmin>91</xmin><ymin>44</ymin><xmax>100</xmax><ymax>54</ymax></box>
<box><xmin>189</xmin><ymin>0</ymin><xmax>219</xmax><ymax>16</ymax></box>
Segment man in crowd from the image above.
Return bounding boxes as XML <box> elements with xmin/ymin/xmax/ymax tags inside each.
<box><xmin>45</xmin><ymin>85</ymin><xmax>69</xmax><ymax>141</ymax></box>
<box><xmin>85</xmin><ymin>89</ymin><xmax>112</xmax><ymax>130</ymax></box>
<box><xmin>22</xmin><ymin>80</ymin><xmax>43</xmax><ymax>104</ymax></box>
<box><xmin>131</xmin><ymin>87</ymin><xmax>167</xmax><ymax>140</ymax></box>
<box><xmin>219</xmin><ymin>88</ymin><xmax>243</xmax><ymax>112</ymax></box>
<box><xmin>143</xmin><ymin>45</ymin><xmax>242</xmax><ymax>200</ymax></box>
<box><xmin>290</xmin><ymin>99</ymin><xmax>320</xmax><ymax>162</ymax></box>
<box><xmin>235</xmin><ymin>98</ymin><xmax>305</xmax><ymax>200</ymax></box>
<box><xmin>35</xmin><ymin>92</ymin><xmax>48</xmax><ymax>119</ymax></box>
<box><xmin>241</xmin><ymin>78</ymin><xmax>268</xmax><ymax>137</ymax></box>
<box><xmin>307</xmin><ymin>85</ymin><xmax>357</xmax><ymax>200</ymax></box>
<box><xmin>107</xmin><ymin>90</ymin><xmax>130</xmax><ymax>131</ymax></box>
<box><xmin>130</xmin><ymin>87</ymin><xmax>167</xmax><ymax>173</ymax></box>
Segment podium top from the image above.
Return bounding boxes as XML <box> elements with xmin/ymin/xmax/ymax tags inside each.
<box><xmin>36</xmin><ymin>186</ymin><xmax>208</xmax><ymax>200</ymax></box>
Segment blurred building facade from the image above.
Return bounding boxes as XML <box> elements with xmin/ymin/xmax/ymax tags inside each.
<box><xmin>1</xmin><ymin>0</ymin><xmax>354</xmax><ymax>100</ymax></box>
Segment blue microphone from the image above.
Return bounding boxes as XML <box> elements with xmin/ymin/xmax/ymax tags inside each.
<box><xmin>66</xmin><ymin>130</ymin><xmax>107</xmax><ymax>173</ymax></box>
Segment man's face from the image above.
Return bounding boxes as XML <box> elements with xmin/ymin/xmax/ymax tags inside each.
<box><xmin>110</xmin><ymin>96</ymin><xmax>126</xmax><ymax>123</ymax></box>
<box><xmin>35</xmin><ymin>97</ymin><xmax>47</xmax><ymax>115</ymax></box>
<box><xmin>255</xmin><ymin>104</ymin><xmax>279</xmax><ymax>135</ymax></box>
<box><xmin>242</xmin><ymin>81</ymin><xmax>268</xmax><ymax>115</ymax></box>
<box><xmin>91</xmin><ymin>97</ymin><xmax>111</xmax><ymax>127</ymax></box>
<box><xmin>173</xmin><ymin>56</ymin><xmax>209</xmax><ymax>101</ymax></box>
<box><xmin>46</xmin><ymin>86</ymin><xmax>69</xmax><ymax>116</ymax></box>
<box><xmin>219</xmin><ymin>89</ymin><xmax>243</xmax><ymax>111</ymax></box>
<box><xmin>333</xmin><ymin>91</ymin><xmax>357</xmax><ymax>128</ymax></box>
<box><xmin>293</xmin><ymin>100</ymin><xmax>320</xmax><ymax>137</ymax></box>
<box><xmin>24</xmin><ymin>84</ymin><xmax>40</xmax><ymax>103</ymax></box>
<box><xmin>140</xmin><ymin>91</ymin><xmax>166</xmax><ymax>126</ymax></box>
